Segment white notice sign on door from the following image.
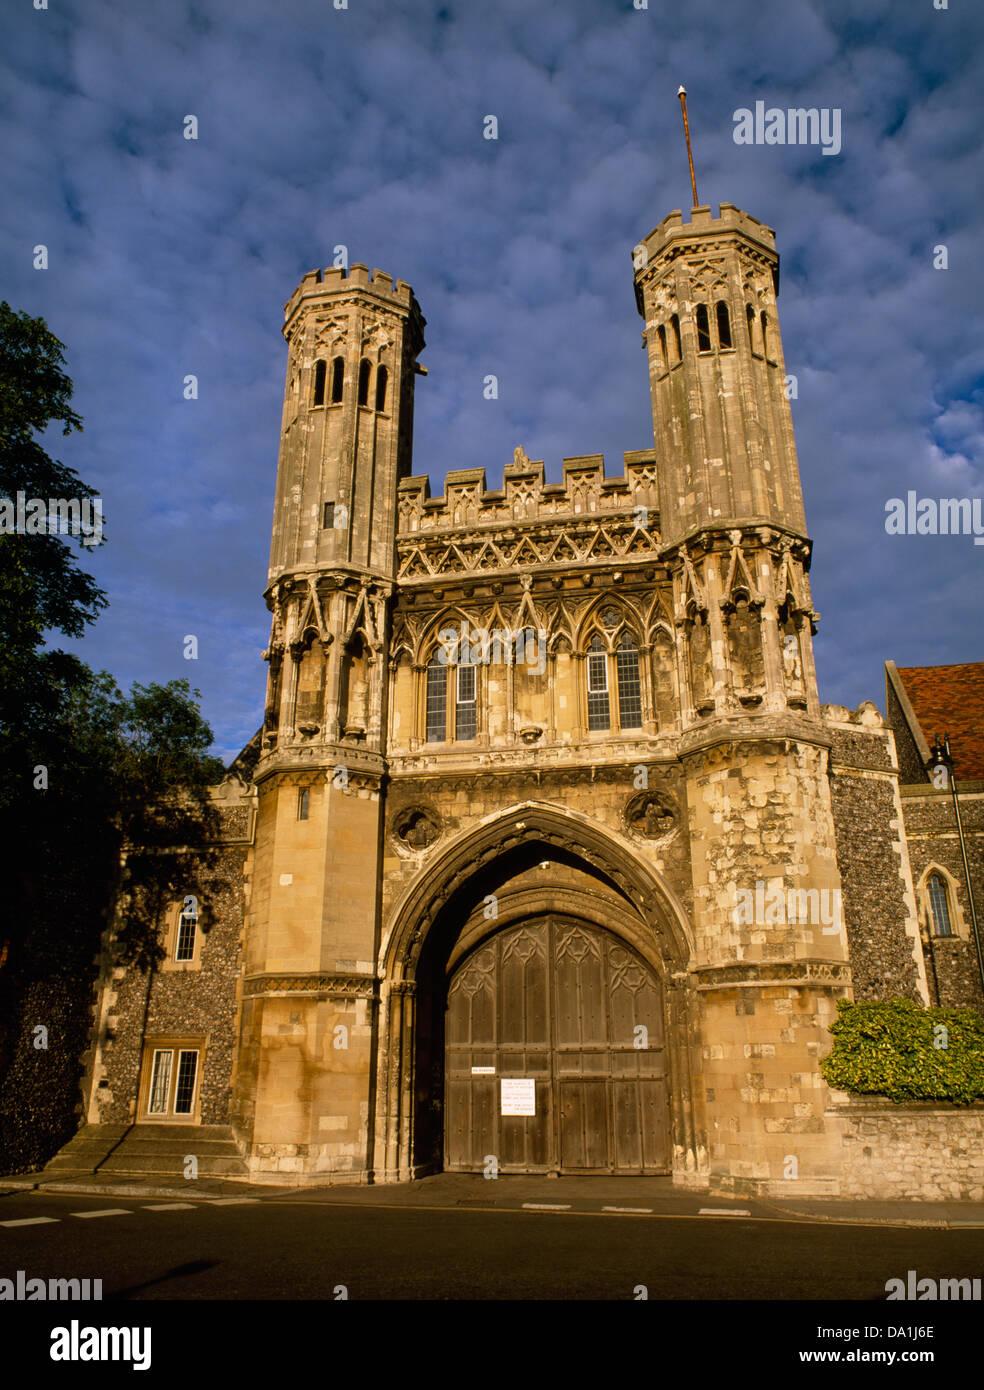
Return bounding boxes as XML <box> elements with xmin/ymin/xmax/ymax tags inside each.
<box><xmin>500</xmin><ymin>1078</ymin><xmax>536</xmax><ymax>1116</ymax></box>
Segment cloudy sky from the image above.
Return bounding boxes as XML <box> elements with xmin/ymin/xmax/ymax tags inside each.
<box><xmin>3</xmin><ymin>0</ymin><xmax>981</xmax><ymax>763</ymax></box>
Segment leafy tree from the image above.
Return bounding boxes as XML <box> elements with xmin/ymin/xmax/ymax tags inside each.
<box><xmin>0</xmin><ymin>304</ymin><xmax>226</xmax><ymax>1172</ymax></box>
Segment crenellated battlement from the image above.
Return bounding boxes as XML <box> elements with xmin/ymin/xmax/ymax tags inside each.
<box><xmin>283</xmin><ymin>262</ymin><xmax>419</xmax><ymax>332</ymax></box>
<box><xmin>634</xmin><ymin>201</ymin><xmax>777</xmax><ymax>270</ymax></box>
<box><xmin>397</xmin><ymin>449</ymin><xmax>660</xmax><ymax>536</ymax></box>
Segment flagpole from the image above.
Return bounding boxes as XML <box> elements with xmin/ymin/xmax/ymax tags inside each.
<box><xmin>677</xmin><ymin>86</ymin><xmax>700</xmax><ymax>208</ymax></box>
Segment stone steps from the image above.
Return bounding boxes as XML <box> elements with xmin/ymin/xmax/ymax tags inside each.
<box><xmin>42</xmin><ymin>1125</ymin><xmax>130</xmax><ymax>1172</ymax></box>
<box><xmin>40</xmin><ymin>1123</ymin><xmax>248</xmax><ymax>1180</ymax></box>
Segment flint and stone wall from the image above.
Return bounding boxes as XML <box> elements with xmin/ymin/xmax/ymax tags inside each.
<box><xmin>83</xmin><ymin>797</ymin><xmax>250</xmax><ymax>1129</ymax></box>
<box><xmin>824</xmin><ymin>704</ymin><xmax>926</xmax><ymax>1003</ymax></box>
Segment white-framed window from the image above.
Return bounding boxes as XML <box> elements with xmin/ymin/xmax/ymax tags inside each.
<box><xmin>175</xmin><ymin>910</ymin><xmax>197</xmax><ymax>962</ymax></box>
<box><xmin>424</xmin><ymin>648</ymin><xmax>478</xmax><ymax>744</ymax></box>
<box><xmin>615</xmin><ymin>634</ymin><xmax>643</xmax><ymax>729</ymax></box>
<box><xmin>147</xmin><ymin>1049</ymin><xmax>173</xmax><ymax>1115</ymax></box>
<box><xmin>455</xmin><ymin>661</ymin><xmax>477</xmax><ymax>741</ymax></box>
<box><xmin>163</xmin><ymin>900</ymin><xmax>203</xmax><ymax>971</ymax></box>
<box><xmin>586</xmin><ymin>634</ymin><xmax>610</xmax><ymax>731</ymax></box>
<box><xmin>425</xmin><ymin>651</ymin><xmax>447</xmax><ymax>742</ymax></box>
<box><xmin>585</xmin><ymin>628</ymin><xmax>643</xmax><ymax>733</ymax></box>
<box><xmin>144</xmin><ymin>1045</ymin><xmax>200</xmax><ymax>1119</ymax></box>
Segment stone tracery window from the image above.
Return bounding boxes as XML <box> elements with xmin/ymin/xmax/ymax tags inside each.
<box><xmin>455</xmin><ymin>660</ymin><xmax>477</xmax><ymax>741</ymax></box>
<box><xmin>425</xmin><ymin>651</ymin><xmax>447</xmax><ymax>743</ymax></box>
<box><xmin>616</xmin><ymin>634</ymin><xmax>643</xmax><ymax>729</ymax></box>
<box><xmin>586</xmin><ymin>634</ymin><xmax>610</xmax><ymax>731</ymax></box>
<box><xmin>424</xmin><ymin>645</ymin><xmax>478</xmax><ymax>744</ymax></box>
<box><xmin>313</xmin><ymin>359</ymin><xmax>327</xmax><ymax>405</ymax></box>
<box><xmin>585</xmin><ymin>628</ymin><xmax>644</xmax><ymax>734</ymax></box>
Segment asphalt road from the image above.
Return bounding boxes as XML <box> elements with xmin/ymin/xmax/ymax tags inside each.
<box><xmin>1</xmin><ymin>1188</ymin><xmax>982</xmax><ymax>1301</ymax></box>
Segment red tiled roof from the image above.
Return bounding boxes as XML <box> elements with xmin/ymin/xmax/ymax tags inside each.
<box><xmin>896</xmin><ymin>662</ymin><xmax>984</xmax><ymax>782</ymax></box>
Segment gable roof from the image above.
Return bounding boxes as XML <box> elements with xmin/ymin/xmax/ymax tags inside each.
<box><xmin>891</xmin><ymin>662</ymin><xmax>984</xmax><ymax>782</ymax></box>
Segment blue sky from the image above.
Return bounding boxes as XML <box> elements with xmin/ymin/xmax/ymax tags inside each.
<box><xmin>3</xmin><ymin>0</ymin><xmax>982</xmax><ymax>763</ymax></box>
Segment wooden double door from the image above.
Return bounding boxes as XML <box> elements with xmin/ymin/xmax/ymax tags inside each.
<box><xmin>445</xmin><ymin>916</ymin><xmax>670</xmax><ymax>1174</ymax></box>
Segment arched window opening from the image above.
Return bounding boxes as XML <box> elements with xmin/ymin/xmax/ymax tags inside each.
<box><xmin>616</xmin><ymin>634</ymin><xmax>642</xmax><ymax>729</ymax></box>
<box><xmin>928</xmin><ymin>873</ymin><xmax>953</xmax><ymax>936</ymax></box>
<box><xmin>657</xmin><ymin>324</ymin><xmax>668</xmax><ymax>372</ymax></box>
<box><xmin>695</xmin><ymin>303</ymin><xmax>712</xmax><ymax>353</ymax></box>
<box><xmin>357</xmin><ymin>358</ymin><xmax>371</xmax><ymax>407</ymax></box>
<box><xmin>760</xmin><ymin>312</ymin><xmax>770</xmax><ymax>360</ymax></box>
<box><xmin>425</xmin><ymin>652</ymin><xmax>447</xmax><ymax>743</ymax></box>
<box><xmin>586</xmin><ymin>634</ymin><xmax>610</xmax><ymax>731</ymax></box>
<box><xmin>455</xmin><ymin>659</ymin><xmax>477</xmax><ymax>741</ymax></box>
<box><xmin>375</xmin><ymin>364</ymin><xmax>388</xmax><ymax>412</ymax></box>
<box><xmin>670</xmin><ymin>314</ymin><xmax>682</xmax><ymax>364</ymax></box>
<box><xmin>716</xmin><ymin>300</ymin><xmax>732</xmax><ymax>349</ymax></box>
<box><xmin>313</xmin><ymin>359</ymin><xmax>327</xmax><ymax>406</ymax></box>
<box><xmin>330</xmin><ymin>356</ymin><xmax>344</xmax><ymax>403</ymax></box>
<box><xmin>746</xmin><ymin>304</ymin><xmax>756</xmax><ymax>352</ymax></box>
<box><xmin>297</xmin><ymin>787</ymin><xmax>310</xmax><ymax>821</ymax></box>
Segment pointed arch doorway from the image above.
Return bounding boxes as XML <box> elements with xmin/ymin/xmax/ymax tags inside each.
<box><xmin>445</xmin><ymin>914</ymin><xmax>670</xmax><ymax>1174</ymax></box>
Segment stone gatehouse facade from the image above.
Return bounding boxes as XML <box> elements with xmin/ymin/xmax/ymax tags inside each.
<box><xmin>75</xmin><ymin>200</ymin><xmax>984</xmax><ymax>1196</ymax></box>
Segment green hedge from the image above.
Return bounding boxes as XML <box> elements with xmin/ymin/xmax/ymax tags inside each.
<box><xmin>820</xmin><ymin>998</ymin><xmax>984</xmax><ymax>1106</ymax></box>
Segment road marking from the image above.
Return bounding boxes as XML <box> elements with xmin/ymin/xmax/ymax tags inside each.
<box><xmin>209</xmin><ymin>1197</ymin><xmax>260</xmax><ymax>1205</ymax></box>
<box><xmin>267</xmin><ymin>1198</ymin><xmax>914</xmax><ymax>1229</ymax></box>
<box><xmin>71</xmin><ymin>1208</ymin><xmax>133</xmax><ymax>1219</ymax></box>
<box><xmin>143</xmin><ymin>1203</ymin><xmax>197</xmax><ymax>1211</ymax></box>
<box><xmin>1</xmin><ymin>1216</ymin><xmax>60</xmax><ymax>1227</ymax></box>
<box><xmin>699</xmin><ymin>1207</ymin><xmax>751</xmax><ymax>1217</ymax></box>
<box><xmin>602</xmin><ymin>1206</ymin><xmax>653</xmax><ymax>1214</ymax></box>
<box><xmin>521</xmin><ymin>1202</ymin><xmax>572</xmax><ymax>1211</ymax></box>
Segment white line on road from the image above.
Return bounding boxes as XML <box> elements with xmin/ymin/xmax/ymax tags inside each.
<box><xmin>521</xmin><ymin>1202</ymin><xmax>572</xmax><ymax>1211</ymax></box>
<box><xmin>699</xmin><ymin>1208</ymin><xmax>752</xmax><ymax>1217</ymax></box>
<box><xmin>602</xmin><ymin>1206</ymin><xmax>653</xmax><ymax>1214</ymax></box>
<box><xmin>143</xmin><ymin>1203</ymin><xmax>197</xmax><ymax>1211</ymax></box>
<box><xmin>71</xmin><ymin>1208</ymin><xmax>133</xmax><ymax>1219</ymax></box>
<box><xmin>209</xmin><ymin>1197</ymin><xmax>260</xmax><ymax>1205</ymax></box>
<box><xmin>1</xmin><ymin>1216</ymin><xmax>60</xmax><ymax>1227</ymax></box>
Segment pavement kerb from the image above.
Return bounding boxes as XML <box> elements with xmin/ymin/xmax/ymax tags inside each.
<box><xmin>3</xmin><ymin>1173</ymin><xmax>984</xmax><ymax>1229</ymax></box>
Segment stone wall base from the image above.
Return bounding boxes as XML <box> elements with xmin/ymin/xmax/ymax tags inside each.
<box><xmin>826</xmin><ymin>1094</ymin><xmax>984</xmax><ymax>1201</ymax></box>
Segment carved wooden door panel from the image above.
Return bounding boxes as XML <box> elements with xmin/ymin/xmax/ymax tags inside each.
<box><xmin>445</xmin><ymin>916</ymin><xmax>669</xmax><ymax>1174</ymax></box>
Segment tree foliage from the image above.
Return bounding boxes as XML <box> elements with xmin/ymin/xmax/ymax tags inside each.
<box><xmin>0</xmin><ymin>304</ymin><xmax>227</xmax><ymax>1170</ymax></box>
